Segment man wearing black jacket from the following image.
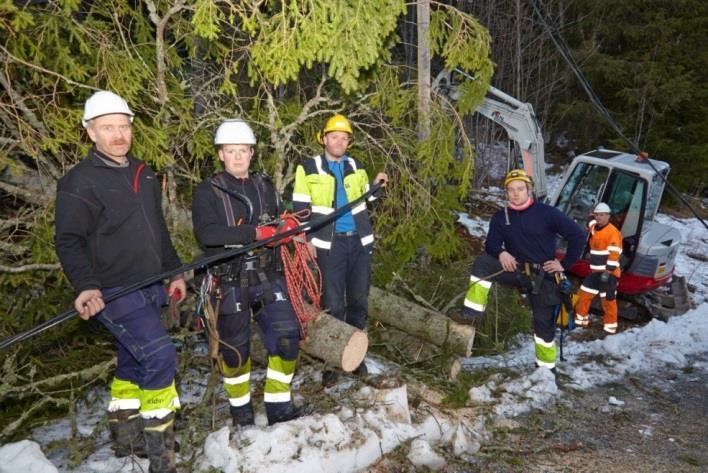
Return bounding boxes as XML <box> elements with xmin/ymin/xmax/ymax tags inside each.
<box><xmin>191</xmin><ymin>119</ymin><xmax>306</xmax><ymax>427</ymax></box>
<box><xmin>55</xmin><ymin>91</ymin><xmax>185</xmax><ymax>473</ymax></box>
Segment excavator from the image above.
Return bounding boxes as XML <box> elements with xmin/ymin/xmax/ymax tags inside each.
<box><xmin>434</xmin><ymin>69</ymin><xmax>691</xmax><ymax>319</ymax></box>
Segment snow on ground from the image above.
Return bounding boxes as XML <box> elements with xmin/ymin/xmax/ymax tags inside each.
<box><xmin>655</xmin><ymin>214</ymin><xmax>708</xmax><ymax>304</ymax></box>
<box><xmin>1</xmin><ymin>205</ymin><xmax>706</xmax><ymax>472</ymax></box>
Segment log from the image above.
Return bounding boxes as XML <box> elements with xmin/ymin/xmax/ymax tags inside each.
<box><xmin>368</xmin><ymin>286</ymin><xmax>475</xmax><ymax>357</ymax></box>
<box><xmin>251</xmin><ymin>308</ymin><xmax>368</xmax><ymax>372</ymax></box>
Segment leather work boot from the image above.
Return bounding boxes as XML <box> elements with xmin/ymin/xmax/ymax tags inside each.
<box><xmin>230</xmin><ymin>403</ymin><xmax>255</xmax><ymax>427</ymax></box>
<box><xmin>352</xmin><ymin>362</ymin><xmax>368</xmax><ymax>377</ymax></box>
<box><xmin>266</xmin><ymin>402</ymin><xmax>313</xmax><ymax>426</ymax></box>
<box><xmin>143</xmin><ymin>412</ymin><xmax>177</xmax><ymax>473</ymax></box>
<box><xmin>447</xmin><ymin>309</ymin><xmax>483</xmax><ymax>327</ymax></box>
<box><xmin>321</xmin><ymin>369</ymin><xmax>339</xmax><ymax>388</ymax></box>
<box><xmin>107</xmin><ymin>409</ymin><xmax>147</xmax><ymax>458</ymax></box>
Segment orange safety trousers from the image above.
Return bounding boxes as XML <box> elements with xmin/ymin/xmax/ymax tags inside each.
<box><xmin>575</xmin><ymin>288</ymin><xmax>617</xmax><ymax>332</ymax></box>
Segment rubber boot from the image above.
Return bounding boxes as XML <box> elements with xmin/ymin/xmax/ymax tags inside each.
<box><xmin>107</xmin><ymin>409</ymin><xmax>146</xmax><ymax>458</ymax></box>
<box><xmin>143</xmin><ymin>413</ymin><xmax>177</xmax><ymax>473</ymax></box>
<box><xmin>230</xmin><ymin>402</ymin><xmax>255</xmax><ymax>427</ymax></box>
<box><xmin>266</xmin><ymin>402</ymin><xmax>313</xmax><ymax>426</ymax></box>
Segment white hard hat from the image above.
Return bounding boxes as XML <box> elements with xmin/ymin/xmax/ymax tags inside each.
<box><xmin>594</xmin><ymin>202</ymin><xmax>611</xmax><ymax>213</ymax></box>
<box><xmin>82</xmin><ymin>91</ymin><xmax>134</xmax><ymax>128</ymax></box>
<box><xmin>214</xmin><ymin>119</ymin><xmax>256</xmax><ymax>145</ymax></box>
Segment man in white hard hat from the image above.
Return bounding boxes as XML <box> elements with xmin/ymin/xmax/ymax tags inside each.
<box><xmin>55</xmin><ymin>90</ymin><xmax>186</xmax><ymax>473</ymax></box>
<box><xmin>191</xmin><ymin>119</ymin><xmax>309</xmax><ymax>427</ymax></box>
<box><xmin>574</xmin><ymin>202</ymin><xmax>623</xmax><ymax>334</ymax></box>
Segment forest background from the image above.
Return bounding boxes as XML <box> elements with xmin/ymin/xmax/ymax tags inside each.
<box><xmin>1</xmin><ymin>0</ymin><xmax>706</xmax><ymax>440</ymax></box>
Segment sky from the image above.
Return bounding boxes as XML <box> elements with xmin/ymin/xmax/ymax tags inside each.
<box><xmin>0</xmin><ymin>194</ymin><xmax>706</xmax><ymax>473</ymax></box>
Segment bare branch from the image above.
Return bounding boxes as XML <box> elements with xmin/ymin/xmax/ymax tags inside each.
<box><xmin>145</xmin><ymin>0</ymin><xmax>188</xmax><ymax>104</ymax></box>
<box><xmin>0</xmin><ymin>263</ymin><xmax>61</xmax><ymax>273</ymax></box>
<box><xmin>0</xmin><ymin>180</ymin><xmax>52</xmax><ymax>206</ymax></box>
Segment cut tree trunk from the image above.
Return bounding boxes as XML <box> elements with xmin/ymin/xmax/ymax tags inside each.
<box><xmin>368</xmin><ymin>286</ymin><xmax>475</xmax><ymax>357</ymax></box>
<box><xmin>251</xmin><ymin>308</ymin><xmax>368</xmax><ymax>372</ymax></box>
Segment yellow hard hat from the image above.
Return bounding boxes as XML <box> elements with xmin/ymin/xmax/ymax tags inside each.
<box><xmin>503</xmin><ymin>169</ymin><xmax>534</xmax><ymax>187</ymax></box>
<box><xmin>317</xmin><ymin>114</ymin><xmax>352</xmax><ymax>144</ymax></box>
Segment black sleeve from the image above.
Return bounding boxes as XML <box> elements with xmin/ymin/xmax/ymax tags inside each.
<box><xmin>54</xmin><ymin>176</ymin><xmax>102</xmax><ymax>293</ymax></box>
<box><xmin>192</xmin><ymin>180</ymin><xmax>257</xmax><ymax>247</ymax></box>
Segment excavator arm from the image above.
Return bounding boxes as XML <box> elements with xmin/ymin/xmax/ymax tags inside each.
<box><xmin>434</xmin><ymin>69</ymin><xmax>548</xmax><ymax>200</ymax></box>
<box><xmin>475</xmin><ymin>85</ymin><xmax>547</xmax><ymax>200</ymax></box>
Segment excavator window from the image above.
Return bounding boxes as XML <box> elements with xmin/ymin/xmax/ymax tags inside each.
<box><xmin>555</xmin><ymin>162</ymin><xmax>609</xmax><ymax>227</ymax></box>
<box><xmin>601</xmin><ymin>171</ymin><xmax>646</xmax><ymax>266</ymax></box>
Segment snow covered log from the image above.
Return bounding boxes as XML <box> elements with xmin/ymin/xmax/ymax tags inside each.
<box><xmin>251</xmin><ymin>309</ymin><xmax>368</xmax><ymax>372</ymax></box>
<box><xmin>368</xmin><ymin>286</ymin><xmax>475</xmax><ymax>357</ymax></box>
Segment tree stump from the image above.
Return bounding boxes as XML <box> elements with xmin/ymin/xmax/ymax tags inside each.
<box><xmin>251</xmin><ymin>309</ymin><xmax>368</xmax><ymax>372</ymax></box>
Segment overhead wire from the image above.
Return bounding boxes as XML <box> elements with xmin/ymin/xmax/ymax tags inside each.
<box><xmin>528</xmin><ymin>0</ymin><xmax>707</xmax><ymax>230</ymax></box>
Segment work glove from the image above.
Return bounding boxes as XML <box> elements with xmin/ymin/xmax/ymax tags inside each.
<box><xmin>275</xmin><ymin>215</ymin><xmax>300</xmax><ymax>244</ymax></box>
<box><xmin>255</xmin><ymin>225</ymin><xmax>277</xmax><ymax>242</ymax></box>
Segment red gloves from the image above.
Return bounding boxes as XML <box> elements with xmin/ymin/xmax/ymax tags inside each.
<box><xmin>255</xmin><ymin>225</ymin><xmax>277</xmax><ymax>241</ymax></box>
<box><xmin>255</xmin><ymin>215</ymin><xmax>300</xmax><ymax>246</ymax></box>
<box><xmin>276</xmin><ymin>215</ymin><xmax>299</xmax><ymax>244</ymax></box>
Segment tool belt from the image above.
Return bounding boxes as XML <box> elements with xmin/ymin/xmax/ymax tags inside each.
<box><xmin>520</xmin><ymin>262</ymin><xmax>547</xmax><ymax>295</ymax></box>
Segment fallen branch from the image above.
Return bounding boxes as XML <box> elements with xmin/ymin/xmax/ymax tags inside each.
<box><xmin>0</xmin><ymin>263</ymin><xmax>61</xmax><ymax>273</ymax></box>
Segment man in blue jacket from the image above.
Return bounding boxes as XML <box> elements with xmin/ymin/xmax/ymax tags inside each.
<box><xmin>453</xmin><ymin>169</ymin><xmax>585</xmax><ymax>371</ymax></box>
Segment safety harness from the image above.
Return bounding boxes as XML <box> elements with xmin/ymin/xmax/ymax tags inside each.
<box><xmin>199</xmin><ymin>175</ymin><xmax>322</xmax><ymax>371</ymax></box>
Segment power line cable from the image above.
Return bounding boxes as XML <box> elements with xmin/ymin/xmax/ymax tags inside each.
<box><xmin>528</xmin><ymin>0</ymin><xmax>707</xmax><ymax>230</ymax></box>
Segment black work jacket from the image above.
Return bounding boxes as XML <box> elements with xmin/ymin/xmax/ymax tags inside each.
<box><xmin>192</xmin><ymin>171</ymin><xmax>282</xmax><ymax>276</ymax></box>
<box><xmin>55</xmin><ymin>148</ymin><xmax>182</xmax><ymax>293</ymax></box>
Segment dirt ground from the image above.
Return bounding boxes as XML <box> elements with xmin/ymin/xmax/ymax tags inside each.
<box><xmin>450</xmin><ymin>354</ymin><xmax>708</xmax><ymax>473</ymax></box>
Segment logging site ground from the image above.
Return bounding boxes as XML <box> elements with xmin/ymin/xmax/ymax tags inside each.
<box><xmin>1</xmin><ymin>209</ymin><xmax>706</xmax><ymax>473</ymax></box>
<box><xmin>2</xmin><ymin>174</ymin><xmax>707</xmax><ymax>472</ymax></box>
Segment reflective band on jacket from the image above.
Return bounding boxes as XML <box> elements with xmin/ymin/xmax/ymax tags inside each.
<box><xmin>229</xmin><ymin>393</ymin><xmax>251</xmax><ymax>407</ymax></box>
<box><xmin>351</xmin><ymin>203</ymin><xmax>366</xmax><ymax>215</ymax></box>
<box><xmin>607</xmin><ymin>246</ymin><xmax>622</xmax><ymax>253</ymax></box>
<box><xmin>292</xmin><ymin>192</ymin><xmax>311</xmax><ymax>203</ymax></box>
<box><xmin>590</xmin><ymin>249</ymin><xmax>610</xmax><ymax>255</ymax></box>
<box><xmin>360</xmin><ymin>234</ymin><xmax>374</xmax><ymax>246</ymax></box>
<box><xmin>311</xmin><ymin>237</ymin><xmax>332</xmax><ymax>250</ymax></box>
<box><xmin>312</xmin><ymin>205</ymin><xmax>334</xmax><ymax>215</ymax></box>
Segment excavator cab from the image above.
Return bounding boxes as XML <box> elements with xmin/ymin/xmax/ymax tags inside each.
<box><xmin>551</xmin><ymin>149</ymin><xmax>681</xmax><ymax>295</ymax></box>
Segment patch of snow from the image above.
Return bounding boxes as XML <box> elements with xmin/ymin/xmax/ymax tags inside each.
<box><xmin>407</xmin><ymin>439</ymin><xmax>446</xmax><ymax>470</ymax></box>
<box><xmin>0</xmin><ymin>440</ymin><xmax>58</xmax><ymax>473</ymax></box>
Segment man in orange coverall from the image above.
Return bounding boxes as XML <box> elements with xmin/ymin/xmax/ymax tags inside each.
<box><xmin>574</xmin><ymin>202</ymin><xmax>623</xmax><ymax>334</ymax></box>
